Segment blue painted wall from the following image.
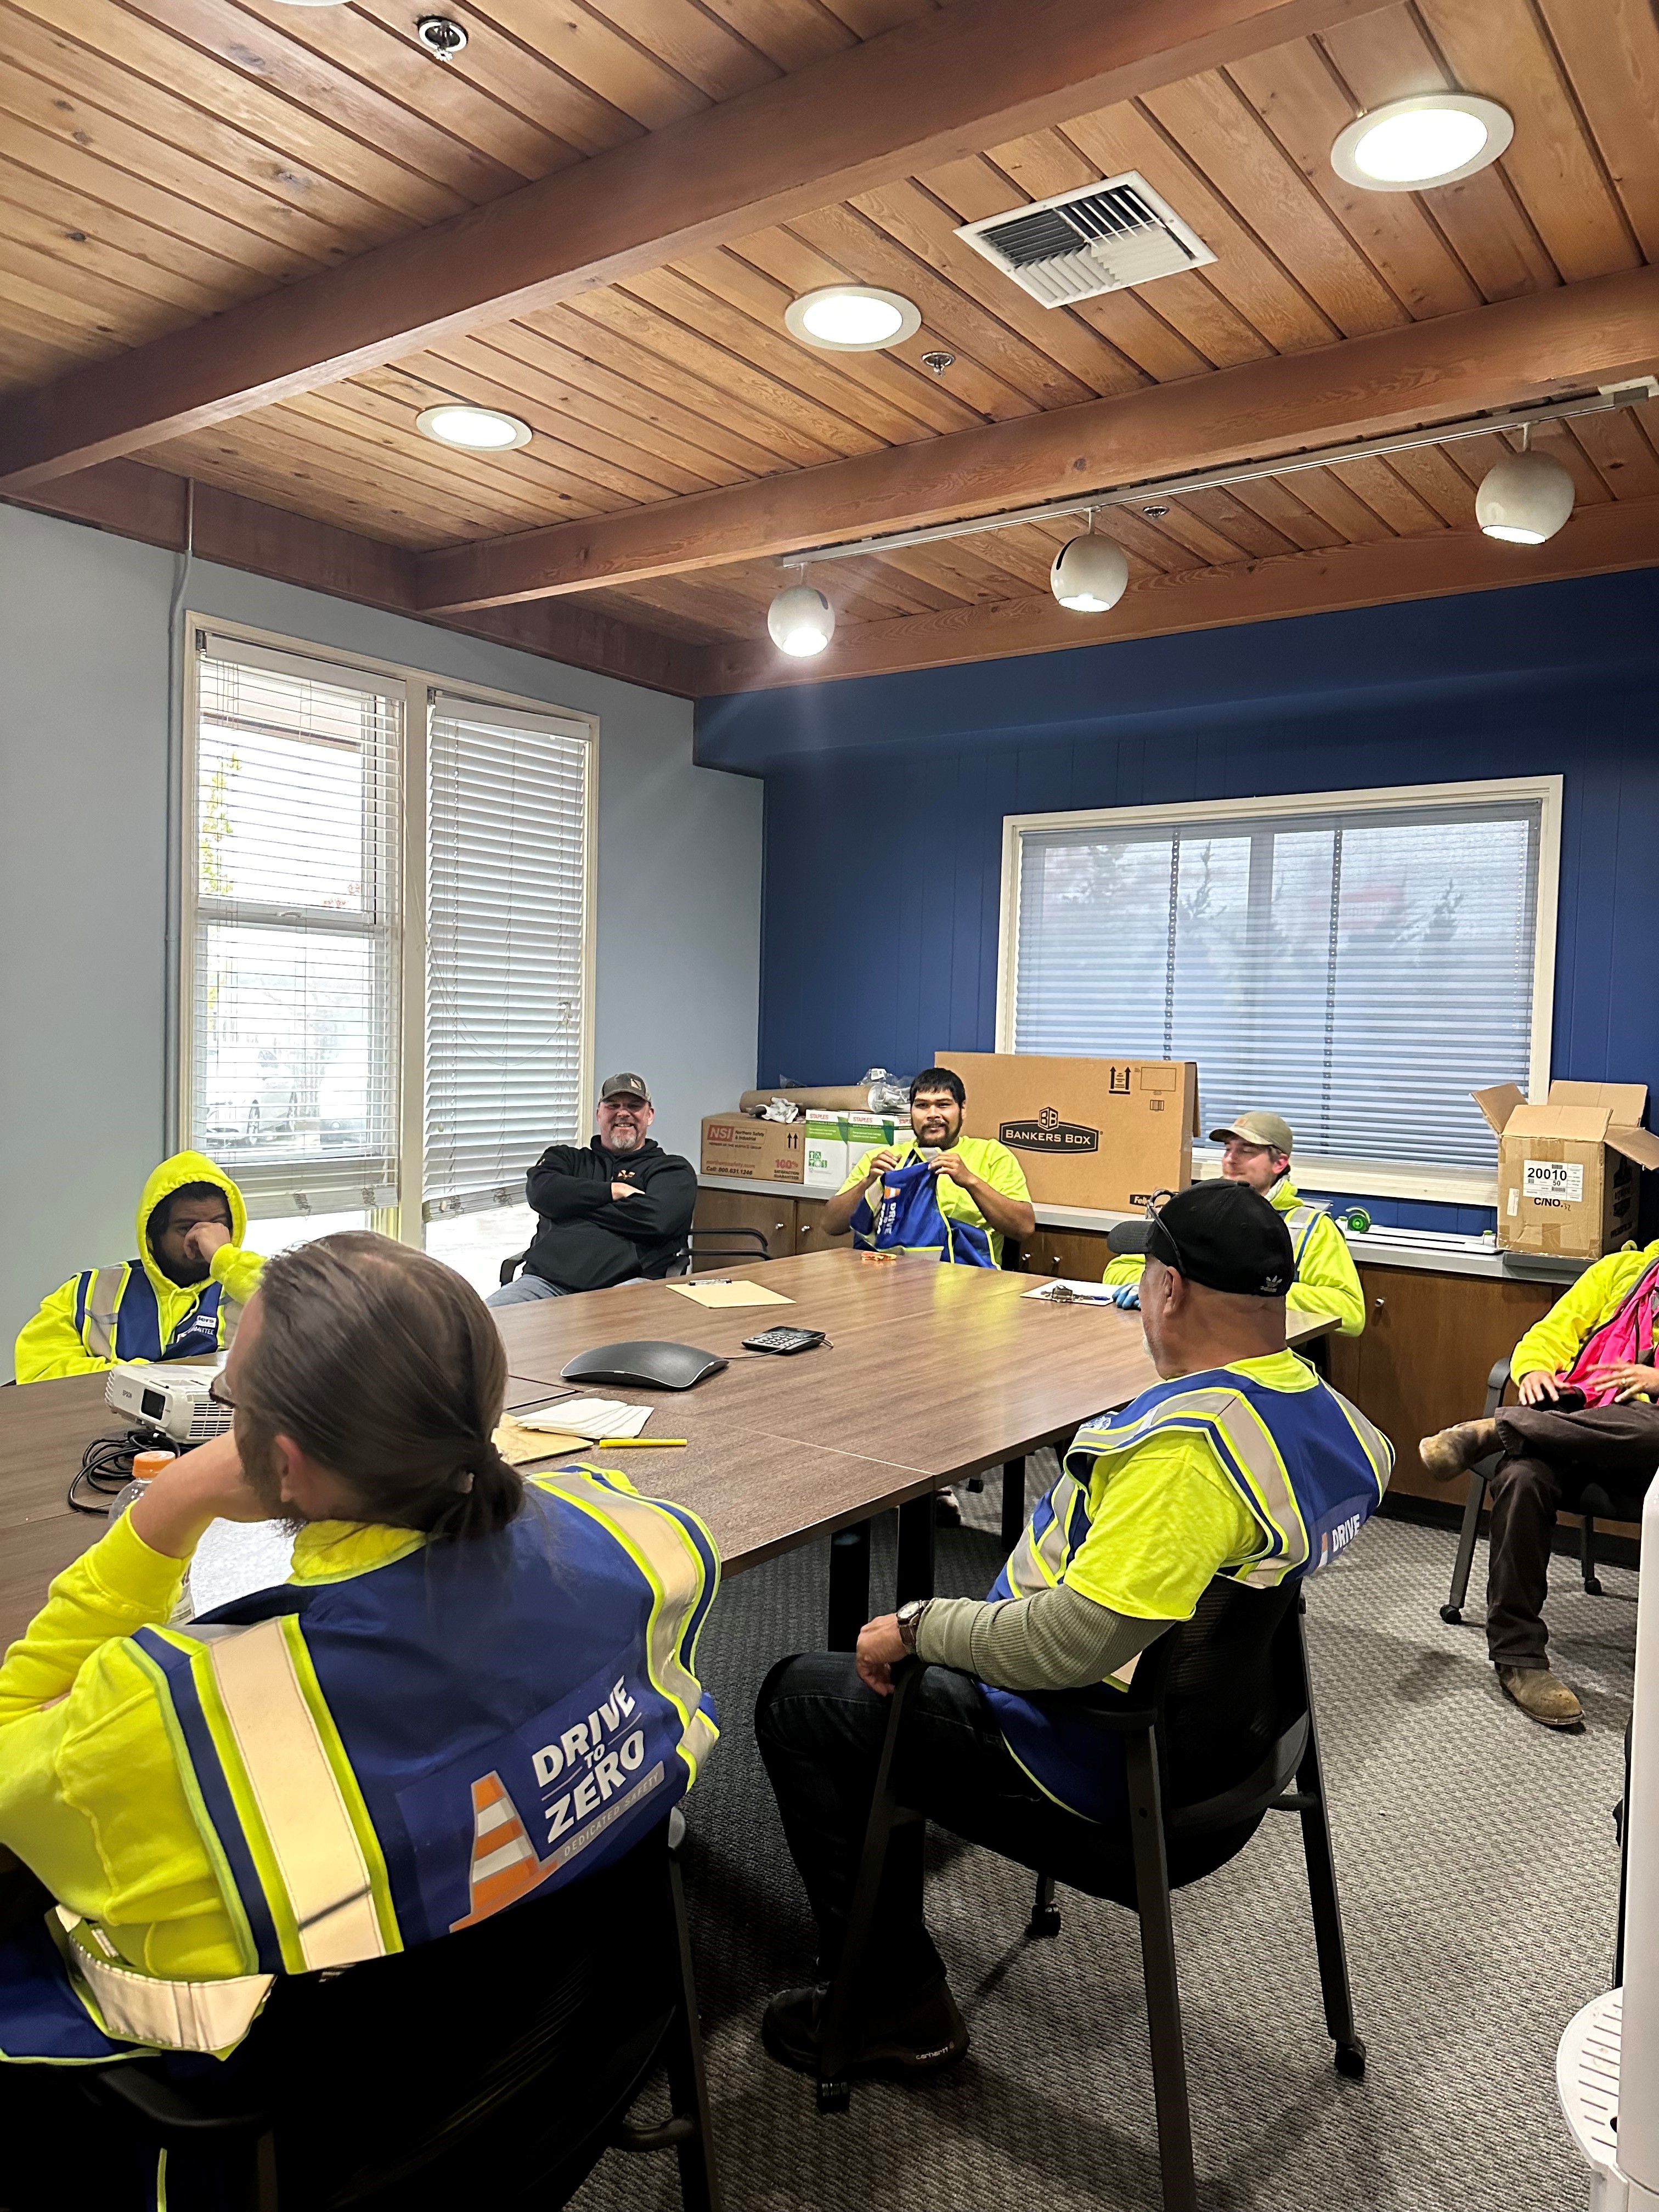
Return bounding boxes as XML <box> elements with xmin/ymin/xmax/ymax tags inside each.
<box><xmin>698</xmin><ymin>569</ymin><xmax>1659</xmax><ymax>1231</ymax></box>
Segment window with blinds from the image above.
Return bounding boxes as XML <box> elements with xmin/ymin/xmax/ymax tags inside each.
<box><xmin>424</xmin><ymin>692</ymin><xmax>592</xmax><ymax>1220</ymax></box>
<box><xmin>1006</xmin><ymin>783</ymin><xmax>1556</xmax><ymax>1175</ymax></box>
<box><xmin>187</xmin><ymin>633</ymin><xmax>403</xmax><ymax>1216</ymax></box>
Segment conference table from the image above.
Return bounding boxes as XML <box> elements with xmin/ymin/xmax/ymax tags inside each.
<box><xmin>1</xmin><ymin>1252</ymin><xmax>1338</xmax><ymax>1654</ymax></box>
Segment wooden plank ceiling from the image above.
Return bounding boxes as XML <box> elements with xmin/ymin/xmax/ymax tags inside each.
<box><xmin>3</xmin><ymin>0</ymin><xmax>1658</xmax><ymax>694</ymax></box>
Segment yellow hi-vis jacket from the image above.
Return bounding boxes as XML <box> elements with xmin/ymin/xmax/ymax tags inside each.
<box><xmin>13</xmin><ymin>1152</ymin><xmax>264</xmax><ymax>1385</ymax></box>
<box><xmin>1510</xmin><ymin>1239</ymin><xmax>1659</xmax><ymax>1386</ymax></box>
<box><xmin>1103</xmin><ymin>1176</ymin><xmax>1365</xmax><ymax>1337</ymax></box>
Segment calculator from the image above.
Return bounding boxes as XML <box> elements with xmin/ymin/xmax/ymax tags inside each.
<box><xmin>742</xmin><ymin>1326</ymin><xmax>828</xmax><ymax>1356</ymax></box>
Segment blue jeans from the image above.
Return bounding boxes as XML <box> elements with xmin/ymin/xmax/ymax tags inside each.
<box><xmin>486</xmin><ymin>1273</ymin><xmax>568</xmax><ymax>1308</ymax></box>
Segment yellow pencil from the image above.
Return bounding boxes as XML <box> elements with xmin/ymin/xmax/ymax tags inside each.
<box><xmin>595</xmin><ymin>1437</ymin><xmax>688</xmax><ymax>1448</ymax></box>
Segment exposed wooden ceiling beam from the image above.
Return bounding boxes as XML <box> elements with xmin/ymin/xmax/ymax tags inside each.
<box><xmin>416</xmin><ymin>267</ymin><xmax>1659</xmax><ymax>612</ymax></box>
<box><xmin>691</xmin><ymin>493</ymin><xmax>1659</xmax><ymax>692</ymax></box>
<box><xmin>0</xmin><ymin>0</ymin><xmax>1395</xmax><ymax>493</ymax></box>
<box><xmin>4</xmin><ymin>465</ymin><xmax>706</xmax><ymax>697</ymax></box>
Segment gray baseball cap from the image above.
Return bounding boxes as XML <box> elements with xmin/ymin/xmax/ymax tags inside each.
<box><xmin>600</xmin><ymin>1072</ymin><xmax>652</xmax><ymax>1105</ymax></box>
<box><xmin>1209</xmin><ymin>1109</ymin><xmax>1293</xmax><ymax>1154</ymax></box>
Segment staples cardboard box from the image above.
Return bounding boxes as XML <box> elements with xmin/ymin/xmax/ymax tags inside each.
<box><xmin>803</xmin><ymin>1114</ymin><xmax>904</xmax><ymax>1192</ymax></box>
<box><xmin>937</xmin><ymin>1051</ymin><xmax>1200</xmax><ymax>1210</ymax></box>
<box><xmin>700</xmin><ymin>1115</ymin><xmax>805</xmax><ymax>1184</ymax></box>
<box><xmin>1472</xmin><ymin>1079</ymin><xmax>1659</xmax><ymax>1258</ymax></box>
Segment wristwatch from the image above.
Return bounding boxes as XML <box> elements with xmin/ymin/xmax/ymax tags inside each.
<box><xmin>896</xmin><ymin>1598</ymin><xmax>930</xmax><ymax>1654</ymax></box>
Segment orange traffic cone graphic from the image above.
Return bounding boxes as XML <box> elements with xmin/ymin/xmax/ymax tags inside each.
<box><xmin>450</xmin><ymin>1771</ymin><xmax>555</xmax><ymax>1931</ymax></box>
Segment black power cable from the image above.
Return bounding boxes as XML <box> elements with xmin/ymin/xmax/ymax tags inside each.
<box><xmin>68</xmin><ymin>1430</ymin><xmax>161</xmax><ymax>1515</ymax></box>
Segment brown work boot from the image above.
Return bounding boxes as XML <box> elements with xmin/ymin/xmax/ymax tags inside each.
<box><xmin>761</xmin><ymin>1978</ymin><xmax>969</xmax><ymax>2079</ymax></box>
<box><xmin>1418</xmin><ymin>1417</ymin><xmax>1498</xmax><ymax>1480</ymax></box>
<box><xmin>1497</xmin><ymin>1666</ymin><xmax>1584</xmax><ymax>1728</ymax></box>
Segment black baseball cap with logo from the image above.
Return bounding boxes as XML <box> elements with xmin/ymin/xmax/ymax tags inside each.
<box><xmin>1107</xmin><ymin>1181</ymin><xmax>1295</xmax><ymax>1299</ymax></box>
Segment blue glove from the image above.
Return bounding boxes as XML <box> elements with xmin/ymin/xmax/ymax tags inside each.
<box><xmin>1108</xmin><ymin>1284</ymin><xmax>1141</xmax><ymax>1310</ymax></box>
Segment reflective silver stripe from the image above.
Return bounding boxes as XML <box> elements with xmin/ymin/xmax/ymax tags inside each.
<box><xmin>1284</xmin><ymin>1205</ymin><xmax>1325</xmax><ymax>1267</ymax></box>
<box><xmin>1002</xmin><ymin>1473</ymin><xmax>1080</xmax><ymax>1598</ymax></box>
<box><xmin>1091</xmin><ymin>1386</ymin><xmax>1312</xmax><ymax>1588</ymax></box>
<box><xmin>83</xmin><ymin>1265</ymin><xmax>125</xmax><ymax>1361</ymax></box>
<box><xmin>56</xmin><ymin>1910</ymin><xmax>273</xmax><ymax>2054</ymax></box>
<box><xmin>552</xmin><ymin>1474</ymin><xmax>720</xmax><ymax>1778</ymax></box>
<box><xmin>207</xmin><ymin>1617</ymin><xmax>386</xmax><ymax>1972</ymax></box>
<box><xmin>219</xmin><ymin>1294</ymin><xmax>244</xmax><ymax>1347</ymax></box>
<box><xmin>1324</xmin><ymin>1384</ymin><xmax>1395</xmax><ymax>1494</ymax></box>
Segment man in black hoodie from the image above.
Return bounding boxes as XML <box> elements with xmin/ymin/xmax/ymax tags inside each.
<box><xmin>487</xmin><ymin>1073</ymin><xmax>698</xmax><ymax>1304</ymax></box>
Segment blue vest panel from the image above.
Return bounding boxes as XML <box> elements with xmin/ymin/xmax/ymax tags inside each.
<box><xmin>75</xmin><ymin>1264</ymin><xmax>226</xmax><ymax>1363</ymax></box>
<box><xmin>848</xmin><ymin>1160</ymin><xmax>994</xmax><ymax>1267</ymax></box>
<box><xmin>979</xmin><ymin>1368</ymin><xmax>1390</xmax><ymax>1820</ymax></box>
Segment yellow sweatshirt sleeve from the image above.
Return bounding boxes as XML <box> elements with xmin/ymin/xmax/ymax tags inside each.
<box><xmin>1102</xmin><ymin>1251</ymin><xmax>1146</xmax><ymax>1289</ymax></box>
<box><xmin>1288</xmin><ymin>1216</ymin><xmax>1366</xmax><ymax>1338</ymax></box>
<box><xmin>1510</xmin><ymin>1249</ymin><xmax>1646</xmax><ymax>1383</ymax></box>
<box><xmin>0</xmin><ymin>1517</ymin><xmax>239</xmax><ymax>1978</ymax></box>
<box><xmin>13</xmin><ymin>1276</ymin><xmax>112</xmax><ymax>1385</ymax></box>
<box><xmin>210</xmin><ymin>1243</ymin><xmax>266</xmax><ymax>1306</ymax></box>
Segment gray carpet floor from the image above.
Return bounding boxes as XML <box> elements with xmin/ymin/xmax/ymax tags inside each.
<box><xmin>573</xmin><ymin>1480</ymin><xmax>1636</xmax><ymax>2211</ymax></box>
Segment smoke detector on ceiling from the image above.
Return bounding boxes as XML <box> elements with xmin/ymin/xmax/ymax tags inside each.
<box><xmin>956</xmin><ymin>172</ymin><xmax>1214</xmax><ymax>307</ymax></box>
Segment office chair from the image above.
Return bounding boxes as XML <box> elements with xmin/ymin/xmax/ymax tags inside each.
<box><xmin>77</xmin><ymin>1819</ymin><xmax>721</xmax><ymax>2212</ymax></box>
<box><xmin>684</xmin><ymin>1226</ymin><xmax>771</xmax><ymax>1269</ymax></box>
<box><xmin>1441</xmin><ymin>1358</ymin><xmax>1643</xmax><ymax>1623</ymax></box>
<box><xmin>814</xmin><ymin>1583</ymin><xmax>1364</xmax><ymax>2212</ymax></box>
<box><xmin>497</xmin><ymin>1235</ymin><xmax>697</xmax><ymax>1286</ymax></box>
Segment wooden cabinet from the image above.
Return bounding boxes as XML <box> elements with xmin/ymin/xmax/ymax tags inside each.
<box><xmin>794</xmin><ymin>1195</ymin><xmax>851</xmax><ymax>1256</ymax></box>
<box><xmin>691</xmin><ymin>1186</ymin><xmax>797</xmax><ymax>1262</ymax></box>
<box><xmin>1324</xmin><ymin>1265</ymin><xmax>1555</xmax><ymax>1504</ymax></box>
<box><xmin>1019</xmin><ymin>1226</ymin><xmax>1114</xmax><ymax>1280</ymax></box>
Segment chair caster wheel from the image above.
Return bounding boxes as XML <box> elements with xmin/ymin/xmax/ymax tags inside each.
<box><xmin>816</xmin><ymin>2079</ymin><xmax>851</xmax><ymax>2115</ymax></box>
<box><xmin>1439</xmin><ymin>1605</ymin><xmax>1462</xmax><ymax>1625</ymax></box>
<box><xmin>1027</xmin><ymin>1904</ymin><xmax>1062</xmax><ymax>1939</ymax></box>
<box><xmin>1584</xmin><ymin>1577</ymin><xmax>1603</xmax><ymax>1597</ymax></box>
<box><xmin>1335</xmin><ymin>2039</ymin><xmax>1367</xmax><ymax>2080</ymax></box>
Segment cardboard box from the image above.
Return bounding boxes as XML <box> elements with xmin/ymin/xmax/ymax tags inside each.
<box><xmin>1472</xmin><ymin>1079</ymin><xmax>1659</xmax><ymax>1259</ymax></box>
<box><xmin>700</xmin><ymin>1115</ymin><xmax>804</xmax><ymax>1184</ymax></box>
<box><xmin>803</xmin><ymin>1114</ymin><xmax>904</xmax><ymax>1192</ymax></box>
<box><xmin>937</xmin><ymin>1051</ymin><xmax>1199</xmax><ymax>1210</ymax></box>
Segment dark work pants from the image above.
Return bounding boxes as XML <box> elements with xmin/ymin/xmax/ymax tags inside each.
<box><xmin>756</xmin><ymin>1652</ymin><xmax>1139</xmax><ymax>2002</ymax></box>
<box><xmin>1486</xmin><ymin>1403</ymin><xmax>1659</xmax><ymax>1667</ymax></box>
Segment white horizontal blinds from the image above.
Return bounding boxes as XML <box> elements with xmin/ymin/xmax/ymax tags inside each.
<box><xmin>1014</xmin><ymin>796</ymin><xmax>1541</xmax><ymax>1169</ymax></box>
<box><xmin>424</xmin><ymin>692</ymin><xmax>591</xmax><ymax>1218</ymax></box>
<box><xmin>190</xmin><ymin>633</ymin><xmax>403</xmax><ymax>1215</ymax></box>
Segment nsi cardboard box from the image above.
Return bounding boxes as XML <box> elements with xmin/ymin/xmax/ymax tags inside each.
<box><xmin>1472</xmin><ymin>1080</ymin><xmax>1659</xmax><ymax>1259</ymax></box>
<box><xmin>700</xmin><ymin>1116</ymin><xmax>804</xmax><ymax>1185</ymax></box>
<box><xmin>937</xmin><ymin>1051</ymin><xmax>1199</xmax><ymax>1210</ymax></box>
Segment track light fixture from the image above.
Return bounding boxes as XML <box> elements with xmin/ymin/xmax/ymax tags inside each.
<box><xmin>1476</xmin><ymin>423</ymin><xmax>1575</xmax><ymax>546</ymax></box>
<box><xmin>768</xmin><ymin>565</ymin><xmax>835</xmax><ymax>656</ymax></box>
<box><xmin>1051</xmin><ymin>512</ymin><xmax>1128</xmax><ymax>614</ymax></box>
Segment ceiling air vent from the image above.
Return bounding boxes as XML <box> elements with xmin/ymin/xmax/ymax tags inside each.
<box><xmin>956</xmin><ymin>172</ymin><xmax>1215</xmax><ymax>307</ymax></box>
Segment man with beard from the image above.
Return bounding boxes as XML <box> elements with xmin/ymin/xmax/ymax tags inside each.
<box><xmin>821</xmin><ymin>1067</ymin><xmax>1035</xmax><ymax>1266</ymax></box>
<box><xmin>488</xmin><ymin>1072</ymin><xmax>697</xmax><ymax>1305</ymax></box>
<box><xmin>0</xmin><ymin>1233</ymin><xmax>719</xmax><ymax>2204</ymax></box>
<box><xmin>14</xmin><ymin>1151</ymin><xmax>264</xmax><ymax>1383</ymax></box>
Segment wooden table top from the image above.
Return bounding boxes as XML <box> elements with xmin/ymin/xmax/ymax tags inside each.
<box><xmin>0</xmin><ymin>1254</ymin><xmax>1336</xmax><ymax>1653</ymax></box>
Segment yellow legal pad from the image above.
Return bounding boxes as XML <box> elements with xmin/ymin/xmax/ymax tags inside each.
<box><xmin>665</xmin><ymin>1278</ymin><xmax>795</xmax><ymax>1310</ymax></box>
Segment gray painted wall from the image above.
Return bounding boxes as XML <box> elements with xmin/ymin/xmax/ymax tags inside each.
<box><xmin>0</xmin><ymin>503</ymin><xmax>762</xmax><ymax>1372</ymax></box>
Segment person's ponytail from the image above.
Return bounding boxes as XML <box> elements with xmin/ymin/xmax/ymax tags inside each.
<box><xmin>424</xmin><ymin>1439</ymin><xmax>524</xmax><ymax>1544</ymax></box>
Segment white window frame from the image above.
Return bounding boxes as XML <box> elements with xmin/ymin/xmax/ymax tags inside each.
<box><xmin>995</xmin><ymin>775</ymin><xmax>1562</xmax><ymax>1207</ymax></box>
<box><xmin>177</xmin><ymin>614</ymin><xmax>597</xmax><ymax>1245</ymax></box>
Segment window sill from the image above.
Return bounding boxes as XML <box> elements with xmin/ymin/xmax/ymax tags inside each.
<box><xmin>1189</xmin><ymin>1151</ymin><xmax>1497</xmax><ymax>1209</ymax></box>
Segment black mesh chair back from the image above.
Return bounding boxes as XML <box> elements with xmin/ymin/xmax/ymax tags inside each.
<box><xmin>81</xmin><ymin>1822</ymin><xmax>720</xmax><ymax>2211</ymax></box>
<box><xmin>815</xmin><ymin>1584</ymin><xmax>1362</xmax><ymax>2212</ymax></box>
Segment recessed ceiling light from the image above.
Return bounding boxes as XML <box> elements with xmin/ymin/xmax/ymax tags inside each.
<box><xmin>1331</xmin><ymin>94</ymin><xmax>1513</xmax><ymax>191</ymax></box>
<box><xmin>784</xmin><ymin>286</ymin><xmax>922</xmax><ymax>352</ymax></box>
<box><xmin>416</xmin><ymin>403</ymin><xmax>532</xmax><ymax>452</ymax></box>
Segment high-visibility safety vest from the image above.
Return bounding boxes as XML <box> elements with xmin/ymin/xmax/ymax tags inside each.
<box><xmin>848</xmin><ymin>1159</ymin><xmax>995</xmax><ymax>1267</ymax></box>
<box><xmin>0</xmin><ymin>1468</ymin><xmax>719</xmax><ymax>2066</ymax></box>
<box><xmin>72</xmin><ymin>1260</ymin><xmax>236</xmax><ymax>1364</ymax></box>
<box><xmin>979</xmin><ymin>1367</ymin><xmax>1392</xmax><ymax>1820</ymax></box>
<box><xmin>1283</xmin><ymin>1202</ymin><xmax>1327</xmax><ymax>1269</ymax></box>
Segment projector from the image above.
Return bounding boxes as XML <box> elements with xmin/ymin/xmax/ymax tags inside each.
<box><xmin>105</xmin><ymin>1363</ymin><xmax>233</xmax><ymax>1446</ymax></box>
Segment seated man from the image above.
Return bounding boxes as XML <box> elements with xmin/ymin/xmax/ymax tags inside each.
<box><xmin>489</xmin><ymin>1071</ymin><xmax>697</xmax><ymax>1305</ymax></box>
<box><xmin>0</xmin><ymin>1233</ymin><xmax>718</xmax><ymax>2168</ymax></box>
<box><xmin>14</xmin><ymin>1150</ymin><xmax>264</xmax><ymax>1384</ymax></box>
<box><xmin>1103</xmin><ymin>1109</ymin><xmax>1363</xmax><ymax>1338</ymax></box>
<box><xmin>1419</xmin><ymin>1233</ymin><xmax>1659</xmax><ymax>1728</ymax></box>
<box><xmin>755</xmin><ymin>1182</ymin><xmax>1392</xmax><ymax>2075</ymax></box>
<box><xmin>820</xmin><ymin>1066</ymin><xmax>1035</xmax><ymax>1266</ymax></box>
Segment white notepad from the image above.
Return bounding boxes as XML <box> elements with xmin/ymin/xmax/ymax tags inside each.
<box><xmin>514</xmin><ymin>1397</ymin><xmax>652</xmax><ymax>1440</ymax></box>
